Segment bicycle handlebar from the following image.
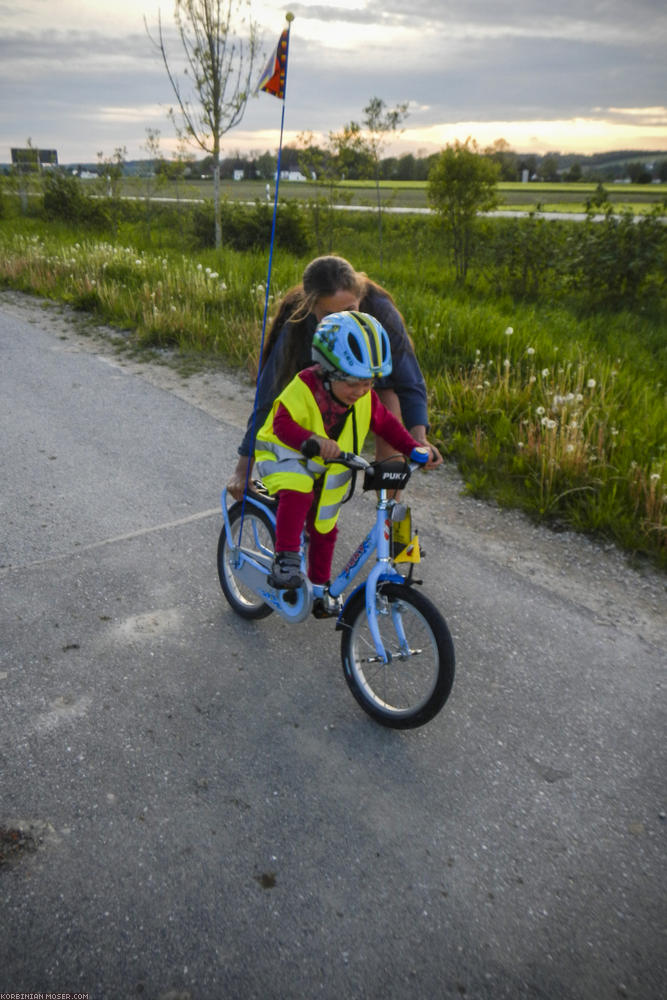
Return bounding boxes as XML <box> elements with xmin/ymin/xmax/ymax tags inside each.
<box><xmin>300</xmin><ymin>438</ymin><xmax>430</xmax><ymax>473</ymax></box>
<box><xmin>300</xmin><ymin>437</ymin><xmax>370</xmax><ymax>470</ymax></box>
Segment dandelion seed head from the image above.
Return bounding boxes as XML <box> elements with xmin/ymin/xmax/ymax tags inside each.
<box><xmin>526</xmin><ymin>347</ymin><xmax>535</xmax><ymax>355</ymax></box>
<box><xmin>504</xmin><ymin>326</ymin><xmax>514</xmax><ymax>336</ymax></box>
<box><xmin>542</xmin><ymin>369</ymin><xmax>550</xmax><ymax>378</ymax></box>
<box><xmin>536</xmin><ymin>406</ymin><xmax>546</xmax><ymax>416</ymax></box>
<box><xmin>587</xmin><ymin>379</ymin><xmax>596</xmax><ymax>389</ymax></box>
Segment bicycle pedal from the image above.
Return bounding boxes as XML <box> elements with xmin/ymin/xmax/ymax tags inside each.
<box><xmin>312</xmin><ymin>594</ymin><xmax>343</xmax><ymax>619</ymax></box>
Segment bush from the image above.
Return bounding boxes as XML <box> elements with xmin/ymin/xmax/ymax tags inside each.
<box><xmin>190</xmin><ymin>198</ymin><xmax>309</xmax><ymax>254</ymax></box>
<box><xmin>43</xmin><ymin>171</ymin><xmax>111</xmax><ymax>230</ymax></box>
<box><xmin>43</xmin><ymin>171</ymin><xmax>86</xmax><ymax>222</ymax></box>
<box><xmin>567</xmin><ymin>209</ymin><xmax>667</xmax><ymax>307</ymax></box>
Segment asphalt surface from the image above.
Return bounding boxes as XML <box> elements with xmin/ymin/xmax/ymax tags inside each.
<box><xmin>1</xmin><ymin>296</ymin><xmax>665</xmax><ymax>1000</ymax></box>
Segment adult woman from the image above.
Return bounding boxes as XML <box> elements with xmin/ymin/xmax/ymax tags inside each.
<box><xmin>227</xmin><ymin>254</ymin><xmax>441</xmax><ymax>499</ymax></box>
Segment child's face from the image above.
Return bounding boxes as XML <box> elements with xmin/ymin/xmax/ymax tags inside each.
<box><xmin>330</xmin><ymin>377</ymin><xmax>373</xmax><ymax>406</ymax></box>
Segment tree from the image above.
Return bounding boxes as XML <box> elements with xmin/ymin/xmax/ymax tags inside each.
<box><xmin>96</xmin><ymin>146</ymin><xmax>128</xmax><ymax>236</ymax></box>
<box><xmin>427</xmin><ymin>138</ymin><xmax>500</xmax><ymax>282</ymax></box>
<box><xmin>564</xmin><ymin>162</ymin><xmax>583</xmax><ymax>182</ymax></box>
<box><xmin>627</xmin><ymin>161</ymin><xmax>652</xmax><ymax>184</ymax></box>
<box><xmin>539</xmin><ymin>154</ymin><xmax>560</xmax><ymax>182</ymax></box>
<box><xmin>254</xmin><ymin>150</ymin><xmax>277</xmax><ymax>181</ymax></box>
<box><xmin>328</xmin><ymin>122</ymin><xmax>372</xmax><ymax>180</ymax></box>
<box><xmin>147</xmin><ymin>0</ymin><xmax>260</xmax><ymax>248</ymax></box>
<box><xmin>484</xmin><ymin>138</ymin><xmax>519</xmax><ymax>181</ymax></box>
<box><xmin>360</xmin><ymin>97</ymin><xmax>409</xmax><ymax>266</ymax></box>
<box><xmin>296</xmin><ymin>131</ymin><xmax>348</xmax><ymax>253</ymax></box>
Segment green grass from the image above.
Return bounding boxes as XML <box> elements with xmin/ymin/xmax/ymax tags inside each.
<box><xmin>0</xmin><ymin>208</ymin><xmax>665</xmax><ymax>568</ymax></box>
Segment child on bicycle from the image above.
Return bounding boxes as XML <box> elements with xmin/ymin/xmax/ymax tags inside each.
<box><xmin>254</xmin><ymin>311</ymin><xmax>441</xmax><ymax>592</ymax></box>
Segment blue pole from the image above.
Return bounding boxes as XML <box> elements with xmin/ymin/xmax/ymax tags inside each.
<box><xmin>237</xmin><ymin>20</ymin><xmax>291</xmax><ymax>541</ymax></box>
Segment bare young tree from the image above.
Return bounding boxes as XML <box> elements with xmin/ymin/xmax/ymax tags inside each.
<box><xmin>146</xmin><ymin>0</ymin><xmax>261</xmax><ymax>248</ymax></box>
<box><xmin>362</xmin><ymin>97</ymin><xmax>409</xmax><ymax>267</ymax></box>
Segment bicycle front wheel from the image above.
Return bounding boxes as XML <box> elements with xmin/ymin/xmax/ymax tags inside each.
<box><xmin>217</xmin><ymin>502</ymin><xmax>275</xmax><ymax>620</ymax></box>
<box><xmin>341</xmin><ymin>583</ymin><xmax>454</xmax><ymax>729</ymax></box>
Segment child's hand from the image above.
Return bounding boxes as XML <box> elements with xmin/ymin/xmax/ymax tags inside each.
<box><xmin>310</xmin><ymin>435</ymin><xmax>341</xmax><ymax>462</ymax></box>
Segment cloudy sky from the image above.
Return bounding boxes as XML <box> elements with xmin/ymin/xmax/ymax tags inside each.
<box><xmin>2</xmin><ymin>0</ymin><xmax>666</xmax><ymax>165</ymax></box>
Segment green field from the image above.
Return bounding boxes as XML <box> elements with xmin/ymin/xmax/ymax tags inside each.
<box><xmin>89</xmin><ymin>176</ymin><xmax>667</xmax><ymax>215</ymax></box>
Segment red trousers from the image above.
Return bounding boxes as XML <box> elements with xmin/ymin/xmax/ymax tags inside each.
<box><xmin>275</xmin><ymin>488</ymin><xmax>338</xmax><ymax>585</ymax></box>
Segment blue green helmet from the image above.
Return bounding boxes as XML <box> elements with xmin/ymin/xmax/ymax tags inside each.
<box><xmin>311</xmin><ymin>311</ymin><xmax>392</xmax><ymax>380</ymax></box>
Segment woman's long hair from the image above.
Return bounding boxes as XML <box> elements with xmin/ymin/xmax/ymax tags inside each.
<box><xmin>260</xmin><ymin>256</ymin><xmax>365</xmax><ymax>396</ymax></box>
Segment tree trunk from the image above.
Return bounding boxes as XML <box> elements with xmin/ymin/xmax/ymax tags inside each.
<box><xmin>213</xmin><ymin>155</ymin><xmax>221</xmax><ymax>249</ymax></box>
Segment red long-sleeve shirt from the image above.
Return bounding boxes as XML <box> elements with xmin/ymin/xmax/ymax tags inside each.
<box><xmin>272</xmin><ymin>366</ymin><xmax>421</xmax><ymax>456</ymax></box>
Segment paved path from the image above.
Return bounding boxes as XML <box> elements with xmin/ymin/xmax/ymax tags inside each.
<box><xmin>1</xmin><ymin>296</ymin><xmax>665</xmax><ymax>1000</ymax></box>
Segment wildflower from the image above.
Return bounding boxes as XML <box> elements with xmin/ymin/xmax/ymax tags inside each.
<box><xmin>587</xmin><ymin>379</ymin><xmax>596</xmax><ymax>389</ymax></box>
<box><xmin>542</xmin><ymin>369</ymin><xmax>550</xmax><ymax>378</ymax></box>
<box><xmin>504</xmin><ymin>326</ymin><xmax>514</xmax><ymax>336</ymax></box>
<box><xmin>650</xmin><ymin>472</ymin><xmax>661</xmax><ymax>482</ymax></box>
<box><xmin>536</xmin><ymin>406</ymin><xmax>545</xmax><ymax>416</ymax></box>
<box><xmin>526</xmin><ymin>347</ymin><xmax>535</xmax><ymax>355</ymax></box>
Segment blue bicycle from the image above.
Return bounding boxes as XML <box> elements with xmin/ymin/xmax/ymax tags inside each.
<box><xmin>217</xmin><ymin>449</ymin><xmax>455</xmax><ymax>728</ymax></box>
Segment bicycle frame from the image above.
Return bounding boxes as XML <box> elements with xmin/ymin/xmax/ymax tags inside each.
<box><xmin>220</xmin><ymin>483</ymin><xmax>407</xmax><ymax>662</ymax></box>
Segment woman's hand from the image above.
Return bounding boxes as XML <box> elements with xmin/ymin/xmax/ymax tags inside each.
<box><xmin>227</xmin><ymin>455</ymin><xmax>254</xmax><ymax>501</ymax></box>
<box><xmin>410</xmin><ymin>426</ymin><xmax>444</xmax><ymax>469</ymax></box>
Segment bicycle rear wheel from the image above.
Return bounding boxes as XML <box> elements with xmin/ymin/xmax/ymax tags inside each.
<box><xmin>340</xmin><ymin>583</ymin><xmax>454</xmax><ymax>728</ymax></box>
<box><xmin>217</xmin><ymin>502</ymin><xmax>275</xmax><ymax>620</ymax></box>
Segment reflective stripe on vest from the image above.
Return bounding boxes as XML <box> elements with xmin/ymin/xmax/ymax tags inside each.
<box><xmin>255</xmin><ymin>373</ymin><xmax>371</xmax><ymax>532</ymax></box>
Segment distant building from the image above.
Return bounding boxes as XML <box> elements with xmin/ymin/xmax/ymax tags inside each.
<box><xmin>280</xmin><ymin>166</ymin><xmax>306</xmax><ymax>182</ymax></box>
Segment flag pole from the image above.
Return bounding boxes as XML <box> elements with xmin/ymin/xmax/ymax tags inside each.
<box><xmin>239</xmin><ymin>13</ymin><xmax>294</xmax><ymax>513</ymax></box>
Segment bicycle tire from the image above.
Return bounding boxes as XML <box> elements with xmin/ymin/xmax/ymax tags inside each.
<box><xmin>340</xmin><ymin>583</ymin><xmax>454</xmax><ymax>729</ymax></box>
<box><xmin>217</xmin><ymin>502</ymin><xmax>275</xmax><ymax>620</ymax></box>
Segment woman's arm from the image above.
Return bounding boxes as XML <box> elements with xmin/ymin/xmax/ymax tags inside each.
<box><xmin>362</xmin><ymin>287</ymin><xmax>429</xmax><ymax>430</ymax></box>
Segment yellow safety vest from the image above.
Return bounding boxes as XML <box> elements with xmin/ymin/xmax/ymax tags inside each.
<box><xmin>255</xmin><ymin>374</ymin><xmax>372</xmax><ymax>534</ymax></box>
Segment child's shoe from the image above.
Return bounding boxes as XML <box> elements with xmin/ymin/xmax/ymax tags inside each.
<box><xmin>268</xmin><ymin>551</ymin><xmax>303</xmax><ymax>590</ymax></box>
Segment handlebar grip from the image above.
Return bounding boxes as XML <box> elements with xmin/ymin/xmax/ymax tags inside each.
<box><xmin>410</xmin><ymin>446</ymin><xmax>430</xmax><ymax>465</ymax></box>
<box><xmin>301</xmin><ymin>438</ymin><xmax>321</xmax><ymax>458</ymax></box>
